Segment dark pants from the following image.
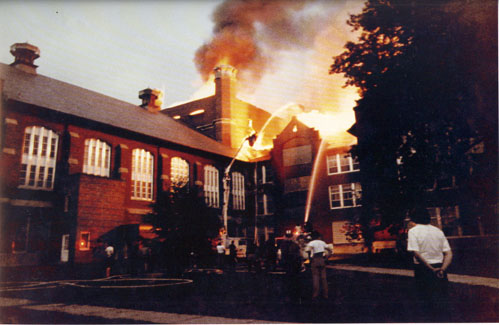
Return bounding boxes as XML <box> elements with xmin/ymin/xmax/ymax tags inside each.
<box><xmin>311</xmin><ymin>256</ymin><xmax>328</xmax><ymax>299</ymax></box>
<box><xmin>413</xmin><ymin>263</ymin><xmax>450</xmax><ymax>320</ymax></box>
<box><xmin>284</xmin><ymin>262</ymin><xmax>302</xmax><ymax>302</ymax></box>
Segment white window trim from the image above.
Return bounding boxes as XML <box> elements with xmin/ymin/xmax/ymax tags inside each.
<box><xmin>204</xmin><ymin>165</ymin><xmax>220</xmax><ymax>208</ymax></box>
<box><xmin>329</xmin><ymin>182</ymin><xmax>362</xmax><ymax>209</ymax></box>
<box><xmin>19</xmin><ymin>126</ymin><xmax>59</xmax><ymax>190</ymax></box>
<box><xmin>327</xmin><ymin>153</ymin><xmax>360</xmax><ymax>175</ymax></box>
<box><xmin>171</xmin><ymin>157</ymin><xmax>189</xmax><ymax>188</ymax></box>
<box><xmin>83</xmin><ymin>138</ymin><xmax>111</xmax><ymax>177</ymax></box>
<box><xmin>131</xmin><ymin>149</ymin><xmax>154</xmax><ymax>201</ymax></box>
<box><xmin>232</xmin><ymin>171</ymin><xmax>245</xmax><ymax>210</ymax></box>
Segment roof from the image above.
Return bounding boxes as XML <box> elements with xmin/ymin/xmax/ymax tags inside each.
<box><xmin>0</xmin><ymin>63</ymin><xmax>239</xmax><ymax>159</ymax></box>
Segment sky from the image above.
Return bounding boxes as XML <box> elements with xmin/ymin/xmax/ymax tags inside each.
<box><xmin>0</xmin><ymin>0</ymin><xmax>364</xmax><ymax>145</ymax></box>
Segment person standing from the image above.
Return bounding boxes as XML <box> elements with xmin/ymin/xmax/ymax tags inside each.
<box><xmin>280</xmin><ymin>230</ymin><xmax>303</xmax><ymax>303</ymax></box>
<box><xmin>104</xmin><ymin>242</ymin><xmax>115</xmax><ymax>277</ymax></box>
<box><xmin>228</xmin><ymin>241</ymin><xmax>237</xmax><ymax>270</ymax></box>
<box><xmin>216</xmin><ymin>241</ymin><xmax>225</xmax><ymax>269</ymax></box>
<box><xmin>306</xmin><ymin>231</ymin><xmax>332</xmax><ymax>300</ymax></box>
<box><xmin>407</xmin><ymin>207</ymin><xmax>453</xmax><ymax>320</ymax></box>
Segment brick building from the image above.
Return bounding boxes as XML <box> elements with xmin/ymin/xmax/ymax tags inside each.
<box><xmin>0</xmin><ymin>43</ymin><xmax>260</xmax><ymax>267</ymax></box>
<box><xmin>1</xmin><ymin>42</ymin><xmax>494</xmax><ymax>269</ymax></box>
<box><xmin>270</xmin><ymin>117</ymin><xmax>365</xmax><ymax>254</ymax></box>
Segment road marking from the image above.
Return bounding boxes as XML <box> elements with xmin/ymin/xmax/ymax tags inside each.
<box><xmin>0</xmin><ymin>297</ymin><xmax>283</xmax><ymax>324</ymax></box>
<box><xmin>329</xmin><ymin>264</ymin><xmax>499</xmax><ymax>289</ymax></box>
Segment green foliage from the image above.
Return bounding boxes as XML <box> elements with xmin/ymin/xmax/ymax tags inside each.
<box><xmin>331</xmin><ymin>0</ymin><xmax>497</xmax><ymax>238</ymax></box>
<box><xmin>143</xmin><ymin>186</ymin><xmax>221</xmax><ymax>270</ymax></box>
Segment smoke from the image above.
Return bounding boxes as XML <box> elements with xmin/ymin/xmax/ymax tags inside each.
<box><xmin>194</xmin><ymin>0</ymin><xmax>343</xmax><ymax>84</ymax></box>
<box><xmin>193</xmin><ymin>0</ymin><xmax>364</xmax><ymax>144</ymax></box>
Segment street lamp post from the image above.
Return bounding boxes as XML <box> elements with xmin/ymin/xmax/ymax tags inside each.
<box><xmin>221</xmin><ymin>132</ymin><xmax>257</xmax><ymax>247</ymax></box>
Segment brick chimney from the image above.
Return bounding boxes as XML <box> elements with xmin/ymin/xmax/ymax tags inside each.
<box><xmin>139</xmin><ymin>88</ymin><xmax>163</xmax><ymax>112</ymax></box>
<box><xmin>10</xmin><ymin>42</ymin><xmax>40</xmax><ymax>75</ymax></box>
<box><xmin>214</xmin><ymin>65</ymin><xmax>237</xmax><ymax>147</ymax></box>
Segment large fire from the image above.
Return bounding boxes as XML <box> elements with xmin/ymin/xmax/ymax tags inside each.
<box><xmin>171</xmin><ymin>1</ymin><xmax>365</xmax><ymax>155</ymax></box>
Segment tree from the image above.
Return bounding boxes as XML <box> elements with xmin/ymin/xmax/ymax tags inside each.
<box><xmin>143</xmin><ymin>185</ymin><xmax>221</xmax><ymax>274</ymax></box>
<box><xmin>331</xmin><ymin>0</ymin><xmax>497</xmax><ymax>242</ymax></box>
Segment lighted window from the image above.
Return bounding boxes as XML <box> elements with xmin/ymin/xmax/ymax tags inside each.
<box><xmin>232</xmin><ymin>172</ymin><xmax>245</xmax><ymax>210</ymax></box>
<box><xmin>131</xmin><ymin>149</ymin><xmax>154</xmax><ymax>200</ymax></box>
<box><xmin>329</xmin><ymin>182</ymin><xmax>362</xmax><ymax>209</ymax></box>
<box><xmin>79</xmin><ymin>231</ymin><xmax>90</xmax><ymax>251</ymax></box>
<box><xmin>204</xmin><ymin>165</ymin><xmax>219</xmax><ymax>208</ymax></box>
<box><xmin>83</xmin><ymin>138</ymin><xmax>111</xmax><ymax>177</ymax></box>
<box><xmin>327</xmin><ymin>153</ymin><xmax>359</xmax><ymax>175</ymax></box>
<box><xmin>171</xmin><ymin>157</ymin><xmax>189</xmax><ymax>188</ymax></box>
<box><xmin>19</xmin><ymin>126</ymin><xmax>59</xmax><ymax>190</ymax></box>
<box><xmin>326</xmin><ymin>155</ymin><xmax>339</xmax><ymax>174</ymax></box>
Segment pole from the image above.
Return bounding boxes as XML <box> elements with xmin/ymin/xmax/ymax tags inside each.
<box><xmin>221</xmin><ymin>132</ymin><xmax>257</xmax><ymax>247</ymax></box>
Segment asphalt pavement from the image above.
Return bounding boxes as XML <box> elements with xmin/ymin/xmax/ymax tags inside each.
<box><xmin>0</xmin><ymin>261</ymin><xmax>498</xmax><ymax>323</ymax></box>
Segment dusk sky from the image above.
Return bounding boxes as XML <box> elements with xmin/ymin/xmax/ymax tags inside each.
<box><xmin>0</xmin><ymin>0</ymin><xmax>364</xmax><ymax>144</ymax></box>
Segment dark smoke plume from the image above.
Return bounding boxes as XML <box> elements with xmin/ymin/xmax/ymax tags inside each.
<box><xmin>194</xmin><ymin>0</ymin><xmax>337</xmax><ymax>83</ymax></box>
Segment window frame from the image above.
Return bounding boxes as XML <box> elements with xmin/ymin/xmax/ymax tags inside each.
<box><xmin>79</xmin><ymin>231</ymin><xmax>90</xmax><ymax>251</ymax></box>
<box><xmin>170</xmin><ymin>157</ymin><xmax>190</xmax><ymax>188</ymax></box>
<box><xmin>19</xmin><ymin>126</ymin><xmax>59</xmax><ymax>190</ymax></box>
<box><xmin>328</xmin><ymin>182</ymin><xmax>362</xmax><ymax>209</ymax></box>
<box><xmin>327</xmin><ymin>153</ymin><xmax>360</xmax><ymax>175</ymax></box>
<box><xmin>83</xmin><ymin>138</ymin><xmax>111</xmax><ymax>177</ymax></box>
<box><xmin>131</xmin><ymin>148</ymin><xmax>154</xmax><ymax>201</ymax></box>
<box><xmin>203</xmin><ymin>165</ymin><xmax>220</xmax><ymax>208</ymax></box>
<box><xmin>232</xmin><ymin>171</ymin><xmax>245</xmax><ymax>210</ymax></box>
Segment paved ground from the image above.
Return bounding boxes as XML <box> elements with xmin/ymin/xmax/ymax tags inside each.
<box><xmin>0</xmin><ymin>263</ymin><xmax>497</xmax><ymax>323</ymax></box>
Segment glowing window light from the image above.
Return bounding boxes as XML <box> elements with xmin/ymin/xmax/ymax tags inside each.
<box><xmin>173</xmin><ymin>115</ymin><xmax>181</xmax><ymax>120</ymax></box>
<box><xmin>189</xmin><ymin>109</ymin><xmax>205</xmax><ymax>116</ymax></box>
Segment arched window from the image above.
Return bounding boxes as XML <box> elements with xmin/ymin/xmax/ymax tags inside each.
<box><xmin>131</xmin><ymin>149</ymin><xmax>154</xmax><ymax>200</ymax></box>
<box><xmin>232</xmin><ymin>171</ymin><xmax>245</xmax><ymax>210</ymax></box>
<box><xmin>83</xmin><ymin>138</ymin><xmax>111</xmax><ymax>177</ymax></box>
<box><xmin>171</xmin><ymin>157</ymin><xmax>189</xmax><ymax>188</ymax></box>
<box><xmin>19</xmin><ymin>126</ymin><xmax>59</xmax><ymax>190</ymax></box>
<box><xmin>204</xmin><ymin>165</ymin><xmax>219</xmax><ymax>208</ymax></box>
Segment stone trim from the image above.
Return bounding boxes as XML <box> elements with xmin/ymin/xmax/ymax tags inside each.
<box><xmin>5</xmin><ymin>118</ymin><xmax>18</xmax><ymax>125</ymax></box>
<box><xmin>10</xmin><ymin>199</ymin><xmax>53</xmax><ymax>207</ymax></box>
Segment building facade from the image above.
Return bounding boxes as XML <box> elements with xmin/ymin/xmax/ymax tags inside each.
<box><xmin>1</xmin><ymin>42</ymin><xmax>495</xmax><ymax>268</ymax></box>
<box><xmin>0</xmin><ymin>43</ymin><xmax>258</xmax><ymax>267</ymax></box>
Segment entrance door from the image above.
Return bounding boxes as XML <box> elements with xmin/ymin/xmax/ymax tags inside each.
<box><xmin>60</xmin><ymin>234</ymin><xmax>69</xmax><ymax>262</ymax></box>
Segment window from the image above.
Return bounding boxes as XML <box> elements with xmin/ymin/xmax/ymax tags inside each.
<box><xmin>232</xmin><ymin>172</ymin><xmax>245</xmax><ymax>210</ymax></box>
<box><xmin>131</xmin><ymin>149</ymin><xmax>154</xmax><ymax>200</ymax></box>
<box><xmin>327</xmin><ymin>153</ymin><xmax>359</xmax><ymax>175</ymax></box>
<box><xmin>327</xmin><ymin>155</ymin><xmax>338</xmax><ymax>174</ymax></box>
<box><xmin>257</xmin><ymin>165</ymin><xmax>274</xmax><ymax>215</ymax></box>
<box><xmin>427</xmin><ymin>206</ymin><xmax>462</xmax><ymax>236</ymax></box>
<box><xmin>19</xmin><ymin>126</ymin><xmax>59</xmax><ymax>190</ymax></box>
<box><xmin>329</xmin><ymin>182</ymin><xmax>362</xmax><ymax>209</ymax></box>
<box><xmin>79</xmin><ymin>231</ymin><xmax>90</xmax><ymax>251</ymax></box>
<box><xmin>83</xmin><ymin>138</ymin><xmax>111</xmax><ymax>177</ymax></box>
<box><xmin>204</xmin><ymin>165</ymin><xmax>219</xmax><ymax>208</ymax></box>
<box><xmin>171</xmin><ymin>157</ymin><xmax>189</xmax><ymax>188</ymax></box>
<box><xmin>283</xmin><ymin>145</ymin><xmax>312</xmax><ymax>166</ymax></box>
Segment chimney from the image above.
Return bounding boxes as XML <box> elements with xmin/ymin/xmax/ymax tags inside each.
<box><xmin>10</xmin><ymin>42</ymin><xmax>40</xmax><ymax>75</ymax></box>
<box><xmin>214</xmin><ymin>64</ymin><xmax>237</xmax><ymax>100</ymax></box>
<box><xmin>139</xmin><ymin>88</ymin><xmax>163</xmax><ymax>112</ymax></box>
<box><xmin>214</xmin><ymin>65</ymin><xmax>237</xmax><ymax>146</ymax></box>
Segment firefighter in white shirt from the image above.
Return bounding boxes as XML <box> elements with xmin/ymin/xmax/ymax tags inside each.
<box><xmin>407</xmin><ymin>207</ymin><xmax>453</xmax><ymax>319</ymax></box>
<box><xmin>306</xmin><ymin>231</ymin><xmax>332</xmax><ymax>300</ymax></box>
